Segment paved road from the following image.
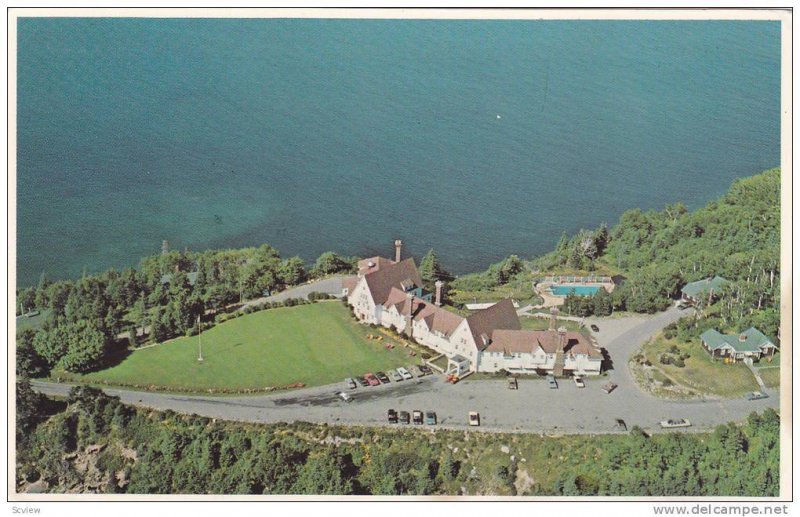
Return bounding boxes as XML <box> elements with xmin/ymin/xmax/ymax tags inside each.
<box><xmin>240</xmin><ymin>275</ymin><xmax>350</xmax><ymax>309</ymax></box>
<box><xmin>31</xmin><ymin>305</ymin><xmax>778</xmax><ymax>435</ymax></box>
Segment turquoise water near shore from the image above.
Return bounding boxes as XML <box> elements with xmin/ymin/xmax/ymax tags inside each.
<box><xmin>16</xmin><ymin>19</ymin><xmax>780</xmax><ymax>286</ymax></box>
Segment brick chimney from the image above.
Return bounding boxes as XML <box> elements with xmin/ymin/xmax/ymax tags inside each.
<box><xmin>558</xmin><ymin>326</ymin><xmax>568</xmax><ymax>351</ymax></box>
<box><xmin>739</xmin><ymin>333</ymin><xmax>747</xmax><ymax>342</ymax></box>
<box><xmin>394</xmin><ymin>239</ymin><xmax>403</xmax><ymax>262</ymax></box>
<box><xmin>435</xmin><ymin>280</ymin><xmax>444</xmax><ymax>306</ymax></box>
<box><xmin>549</xmin><ymin>307</ymin><xmax>559</xmax><ymax>332</ymax></box>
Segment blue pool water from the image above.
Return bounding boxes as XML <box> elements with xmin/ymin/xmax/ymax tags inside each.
<box><xmin>550</xmin><ymin>285</ymin><xmax>602</xmax><ymax>297</ymax></box>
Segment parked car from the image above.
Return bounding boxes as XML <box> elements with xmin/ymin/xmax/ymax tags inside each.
<box><xmin>507</xmin><ymin>377</ymin><xmax>518</xmax><ymax>390</ymax></box>
<box><xmin>602</xmin><ymin>382</ymin><xmax>618</xmax><ymax>394</ymax></box>
<box><xmin>614</xmin><ymin>418</ymin><xmax>627</xmax><ymax>431</ymax></box>
<box><xmin>389</xmin><ymin>370</ymin><xmax>403</xmax><ymax>382</ymax></box>
<box><xmin>660</xmin><ymin>418</ymin><xmax>691</xmax><ymax>429</ymax></box>
<box><xmin>397</xmin><ymin>367</ymin><xmax>413</xmax><ymax>380</ymax></box>
<box><xmin>412</xmin><ymin>410</ymin><xmax>424</xmax><ymax>425</ymax></box>
<box><xmin>745</xmin><ymin>391</ymin><xmax>769</xmax><ymax>401</ymax></box>
<box><xmin>364</xmin><ymin>373</ymin><xmax>380</xmax><ymax>386</ymax></box>
<box><xmin>398</xmin><ymin>411</ymin><xmax>411</xmax><ymax>424</ymax></box>
<box><xmin>345</xmin><ymin>378</ymin><xmax>357</xmax><ymax>390</ymax></box>
<box><xmin>338</xmin><ymin>392</ymin><xmax>352</xmax><ymax>403</ymax></box>
<box><xmin>425</xmin><ymin>411</ymin><xmax>437</xmax><ymax>425</ymax></box>
<box><xmin>590</xmin><ymin>324</ymin><xmax>600</xmax><ymax>332</ymax></box>
<box><xmin>375</xmin><ymin>371</ymin><xmax>391</xmax><ymax>384</ymax></box>
<box><xmin>356</xmin><ymin>376</ymin><xmax>369</xmax><ymax>387</ymax></box>
<box><xmin>546</xmin><ymin>375</ymin><xmax>558</xmax><ymax>389</ymax></box>
<box><xmin>573</xmin><ymin>376</ymin><xmax>585</xmax><ymax>388</ymax></box>
<box><xmin>418</xmin><ymin>364</ymin><xmax>433</xmax><ymax>376</ymax></box>
<box><xmin>409</xmin><ymin>365</ymin><xmax>424</xmax><ymax>377</ymax></box>
<box><xmin>387</xmin><ymin>409</ymin><xmax>398</xmax><ymax>424</ymax></box>
<box><xmin>468</xmin><ymin>411</ymin><xmax>480</xmax><ymax>427</ymax></box>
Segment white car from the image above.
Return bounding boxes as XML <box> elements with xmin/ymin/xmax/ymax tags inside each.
<box><xmin>660</xmin><ymin>418</ymin><xmax>691</xmax><ymax>429</ymax></box>
<box><xmin>338</xmin><ymin>392</ymin><xmax>352</xmax><ymax>403</ymax></box>
<box><xmin>573</xmin><ymin>376</ymin><xmax>585</xmax><ymax>388</ymax></box>
<box><xmin>397</xmin><ymin>367</ymin><xmax>413</xmax><ymax>380</ymax></box>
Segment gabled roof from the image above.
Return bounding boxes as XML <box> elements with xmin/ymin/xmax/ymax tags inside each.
<box><xmin>682</xmin><ymin>276</ymin><xmax>729</xmax><ymax>298</ymax></box>
<box><xmin>465</xmin><ymin>299</ymin><xmax>521</xmax><ymax>350</ymax></box>
<box><xmin>364</xmin><ymin>258</ymin><xmax>423</xmax><ymax>306</ymax></box>
<box><xmin>701</xmin><ymin>327</ymin><xmax>777</xmax><ymax>353</ymax></box>
<box><xmin>342</xmin><ymin>276</ymin><xmax>359</xmax><ymax>294</ymax></box>
<box><xmin>384</xmin><ymin>287</ymin><xmax>464</xmax><ymax>337</ymax></box>
<box><xmin>486</xmin><ymin>329</ymin><xmax>602</xmax><ymax>358</ymax></box>
<box><xmin>357</xmin><ymin>256</ymin><xmax>395</xmax><ymax>277</ymax></box>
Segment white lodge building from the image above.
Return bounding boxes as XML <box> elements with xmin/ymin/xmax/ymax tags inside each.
<box><xmin>344</xmin><ymin>242</ymin><xmax>604</xmax><ymax>377</ymax></box>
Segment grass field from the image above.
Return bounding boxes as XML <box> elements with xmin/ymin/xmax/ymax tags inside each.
<box><xmin>15</xmin><ymin>309</ymin><xmax>52</xmax><ymax>332</ymax></box>
<box><xmin>640</xmin><ymin>335</ymin><xmax>759</xmax><ymax>397</ymax></box>
<box><xmin>519</xmin><ymin>316</ymin><xmax>584</xmax><ymax>333</ymax></box>
<box><xmin>759</xmin><ymin>367</ymin><xmax>780</xmax><ymax>389</ymax></box>
<box><xmin>64</xmin><ymin>302</ymin><xmax>417</xmax><ymax>391</ymax></box>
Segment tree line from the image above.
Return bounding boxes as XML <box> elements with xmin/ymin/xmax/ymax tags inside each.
<box><xmin>16</xmin><ymin>246</ymin><xmax>359</xmax><ymax>377</ymax></box>
<box><xmin>16</xmin><ymin>385</ymin><xmax>779</xmax><ymax>496</ymax></box>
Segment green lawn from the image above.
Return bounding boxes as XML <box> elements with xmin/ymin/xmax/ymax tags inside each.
<box><xmin>759</xmin><ymin>367</ymin><xmax>780</xmax><ymax>389</ymax></box>
<box><xmin>15</xmin><ymin>309</ymin><xmax>52</xmax><ymax>332</ymax></box>
<box><xmin>519</xmin><ymin>316</ymin><xmax>584</xmax><ymax>333</ymax></box>
<box><xmin>64</xmin><ymin>303</ymin><xmax>416</xmax><ymax>392</ymax></box>
<box><xmin>640</xmin><ymin>335</ymin><xmax>759</xmax><ymax>397</ymax></box>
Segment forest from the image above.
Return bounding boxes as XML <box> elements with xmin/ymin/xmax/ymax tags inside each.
<box><xmin>16</xmin><ymin>383</ymin><xmax>780</xmax><ymax>496</ymax></box>
<box><xmin>453</xmin><ymin>168</ymin><xmax>781</xmax><ymax>340</ymax></box>
<box><xmin>15</xmin><ymin>246</ymin><xmax>359</xmax><ymax>377</ymax></box>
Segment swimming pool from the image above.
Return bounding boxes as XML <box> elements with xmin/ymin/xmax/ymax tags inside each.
<box><xmin>549</xmin><ymin>285</ymin><xmax>601</xmax><ymax>297</ymax></box>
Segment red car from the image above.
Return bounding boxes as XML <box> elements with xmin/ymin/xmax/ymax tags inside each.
<box><xmin>364</xmin><ymin>373</ymin><xmax>381</xmax><ymax>386</ymax></box>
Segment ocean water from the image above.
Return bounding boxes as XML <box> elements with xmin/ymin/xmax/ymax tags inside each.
<box><xmin>16</xmin><ymin>19</ymin><xmax>781</xmax><ymax>287</ymax></box>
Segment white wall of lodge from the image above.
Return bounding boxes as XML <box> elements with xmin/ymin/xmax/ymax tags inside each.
<box><xmin>347</xmin><ymin>279</ymin><xmax>377</xmax><ymax>324</ymax></box>
<box><xmin>477</xmin><ymin>351</ymin><xmax>602</xmax><ymax>375</ymax></box>
<box><xmin>346</xmin><ymin>281</ymin><xmax>601</xmax><ymax>376</ymax></box>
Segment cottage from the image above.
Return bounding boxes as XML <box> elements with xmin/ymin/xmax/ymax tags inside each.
<box><xmin>700</xmin><ymin>327</ymin><xmax>778</xmax><ymax>363</ymax></box>
<box><xmin>680</xmin><ymin>276</ymin><xmax>729</xmax><ymax>306</ymax></box>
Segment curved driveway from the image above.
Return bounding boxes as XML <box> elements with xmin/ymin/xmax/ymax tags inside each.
<box><xmin>33</xmin><ymin>307</ymin><xmax>779</xmax><ymax>435</ymax></box>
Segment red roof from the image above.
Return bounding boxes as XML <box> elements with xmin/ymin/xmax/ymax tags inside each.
<box><xmin>385</xmin><ymin>287</ymin><xmax>464</xmax><ymax>337</ymax></box>
<box><xmin>357</xmin><ymin>256</ymin><xmax>396</xmax><ymax>276</ymax></box>
<box><xmin>486</xmin><ymin>329</ymin><xmax>601</xmax><ymax>357</ymax></box>
<box><xmin>465</xmin><ymin>299</ymin><xmax>521</xmax><ymax>350</ymax></box>
<box><xmin>363</xmin><ymin>258</ymin><xmax>423</xmax><ymax>305</ymax></box>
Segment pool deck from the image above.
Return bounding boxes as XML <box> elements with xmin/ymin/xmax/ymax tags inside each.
<box><xmin>534</xmin><ymin>281</ymin><xmax>614</xmax><ymax>308</ymax></box>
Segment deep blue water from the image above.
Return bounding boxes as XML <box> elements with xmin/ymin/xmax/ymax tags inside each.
<box><xmin>17</xmin><ymin>19</ymin><xmax>781</xmax><ymax>287</ymax></box>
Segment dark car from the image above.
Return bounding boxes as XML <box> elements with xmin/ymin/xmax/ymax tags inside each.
<box><xmin>418</xmin><ymin>364</ymin><xmax>433</xmax><ymax>376</ymax></box>
<box><xmin>356</xmin><ymin>376</ymin><xmax>369</xmax><ymax>387</ymax></box>
<box><xmin>399</xmin><ymin>411</ymin><xmax>411</xmax><ymax>424</ymax></box>
<box><xmin>590</xmin><ymin>324</ymin><xmax>600</xmax><ymax>332</ymax></box>
<box><xmin>376</xmin><ymin>371</ymin><xmax>391</xmax><ymax>384</ymax></box>
<box><xmin>387</xmin><ymin>409</ymin><xmax>398</xmax><ymax>424</ymax></box>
